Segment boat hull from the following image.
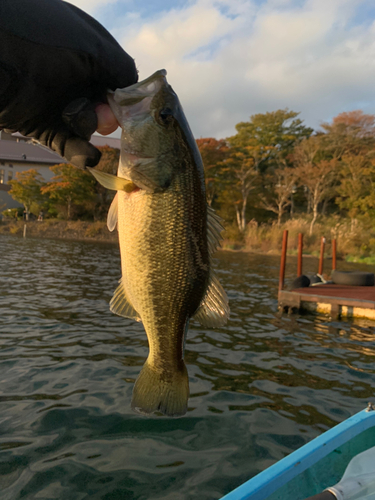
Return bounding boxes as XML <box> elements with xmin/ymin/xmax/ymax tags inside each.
<box><xmin>221</xmin><ymin>406</ymin><xmax>375</xmax><ymax>500</ymax></box>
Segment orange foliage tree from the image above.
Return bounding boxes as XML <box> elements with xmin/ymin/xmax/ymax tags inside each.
<box><xmin>41</xmin><ymin>164</ymin><xmax>96</xmax><ymax>219</ymax></box>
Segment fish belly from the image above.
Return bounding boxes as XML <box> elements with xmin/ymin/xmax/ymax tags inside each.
<box><xmin>117</xmin><ymin>187</ymin><xmax>208</xmax><ymax>416</ymax></box>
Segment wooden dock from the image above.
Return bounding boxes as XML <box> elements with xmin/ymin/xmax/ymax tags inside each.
<box><xmin>278</xmin><ymin>231</ymin><xmax>375</xmax><ymax>321</ymax></box>
<box><xmin>279</xmin><ymin>285</ymin><xmax>375</xmax><ymax>320</ymax></box>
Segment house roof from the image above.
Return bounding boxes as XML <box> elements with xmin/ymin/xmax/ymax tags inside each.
<box><xmin>90</xmin><ymin>134</ymin><xmax>120</xmax><ymax>149</ymax></box>
<box><xmin>0</xmin><ymin>133</ymin><xmax>120</xmax><ymax>165</ymax></box>
<box><xmin>0</xmin><ymin>140</ymin><xmax>65</xmax><ymax>164</ymax></box>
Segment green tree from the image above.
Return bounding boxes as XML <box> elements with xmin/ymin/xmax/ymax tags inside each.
<box><xmin>8</xmin><ymin>169</ymin><xmax>46</xmax><ymax>213</ymax></box>
<box><xmin>229</xmin><ymin>109</ymin><xmax>313</xmax><ymax>173</ymax></box>
<box><xmin>335</xmin><ymin>153</ymin><xmax>375</xmax><ymax>231</ymax></box>
<box><xmin>219</xmin><ymin>149</ymin><xmax>259</xmax><ymax>232</ymax></box>
<box><xmin>41</xmin><ymin>163</ymin><xmax>96</xmax><ymax>220</ymax></box>
<box><xmin>196</xmin><ymin>138</ymin><xmax>229</xmax><ymax>206</ymax></box>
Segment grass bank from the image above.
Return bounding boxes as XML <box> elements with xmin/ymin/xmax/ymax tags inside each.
<box><xmin>222</xmin><ymin>216</ymin><xmax>375</xmax><ymax>263</ymax></box>
<box><xmin>0</xmin><ymin>219</ymin><xmax>118</xmax><ymax>244</ymax></box>
<box><xmin>1</xmin><ymin>216</ymin><xmax>375</xmax><ymax>264</ymax></box>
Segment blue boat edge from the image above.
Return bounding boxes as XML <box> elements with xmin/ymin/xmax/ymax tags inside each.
<box><xmin>220</xmin><ymin>405</ymin><xmax>375</xmax><ymax>500</ymax></box>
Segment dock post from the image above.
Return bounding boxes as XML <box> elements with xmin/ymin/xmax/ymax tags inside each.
<box><xmin>297</xmin><ymin>233</ymin><xmax>303</xmax><ymax>276</ymax></box>
<box><xmin>23</xmin><ymin>224</ymin><xmax>26</xmax><ymax>238</ymax></box>
<box><xmin>279</xmin><ymin>230</ymin><xmax>288</xmax><ymax>291</ymax></box>
<box><xmin>332</xmin><ymin>239</ymin><xmax>337</xmax><ymax>271</ymax></box>
<box><xmin>318</xmin><ymin>236</ymin><xmax>326</xmax><ymax>275</ymax></box>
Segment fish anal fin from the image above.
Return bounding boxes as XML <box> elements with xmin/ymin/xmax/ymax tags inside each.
<box><xmin>193</xmin><ymin>273</ymin><xmax>229</xmax><ymax>327</ymax></box>
<box><xmin>110</xmin><ymin>278</ymin><xmax>141</xmax><ymax>321</ymax></box>
<box><xmin>107</xmin><ymin>193</ymin><xmax>118</xmax><ymax>232</ymax></box>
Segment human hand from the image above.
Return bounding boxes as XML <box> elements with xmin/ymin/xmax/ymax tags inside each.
<box><xmin>0</xmin><ymin>0</ymin><xmax>137</xmax><ymax>168</ymax></box>
<box><xmin>95</xmin><ymin>104</ymin><xmax>120</xmax><ymax>136</ymax></box>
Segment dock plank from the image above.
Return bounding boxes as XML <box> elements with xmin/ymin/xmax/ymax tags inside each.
<box><xmin>278</xmin><ymin>285</ymin><xmax>375</xmax><ymax>320</ymax></box>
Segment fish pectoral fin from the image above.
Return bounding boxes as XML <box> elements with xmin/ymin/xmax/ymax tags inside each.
<box><xmin>192</xmin><ymin>272</ymin><xmax>230</xmax><ymax>327</ymax></box>
<box><xmin>107</xmin><ymin>193</ymin><xmax>118</xmax><ymax>232</ymax></box>
<box><xmin>207</xmin><ymin>206</ymin><xmax>225</xmax><ymax>254</ymax></box>
<box><xmin>110</xmin><ymin>278</ymin><xmax>141</xmax><ymax>321</ymax></box>
<box><xmin>87</xmin><ymin>167</ymin><xmax>135</xmax><ymax>192</ymax></box>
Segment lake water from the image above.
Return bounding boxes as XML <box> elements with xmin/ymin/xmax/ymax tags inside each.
<box><xmin>1</xmin><ymin>234</ymin><xmax>375</xmax><ymax>500</ymax></box>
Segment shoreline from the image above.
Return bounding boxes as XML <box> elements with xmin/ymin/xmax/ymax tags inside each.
<box><xmin>0</xmin><ymin>219</ymin><xmax>335</xmax><ymax>259</ymax></box>
<box><xmin>0</xmin><ymin>220</ymin><xmax>118</xmax><ymax>245</ymax></box>
<box><xmin>4</xmin><ymin>219</ymin><xmax>372</xmax><ymax>264</ymax></box>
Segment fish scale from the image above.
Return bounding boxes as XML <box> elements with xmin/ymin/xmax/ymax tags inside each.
<box><xmin>118</xmin><ymin>188</ymin><xmax>207</xmax><ymax>361</ymax></box>
<box><xmin>89</xmin><ymin>69</ymin><xmax>229</xmax><ymax>417</ymax></box>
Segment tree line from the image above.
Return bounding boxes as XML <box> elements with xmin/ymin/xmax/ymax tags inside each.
<box><xmin>5</xmin><ymin>146</ymin><xmax>119</xmax><ymax>221</ymax></box>
<box><xmin>5</xmin><ymin>110</ymin><xmax>375</xmax><ymax>239</ymax></box>
<box><xmin>198</xmin><ymin>109</ymin><xmax>375</xmax><ymax>237</ymax></box>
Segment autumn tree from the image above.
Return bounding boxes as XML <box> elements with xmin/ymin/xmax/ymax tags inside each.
<box><xmin>292</xmin><ymin>135</ymin><xmax>328</xmax><ymax>212</ymax></box>
<box><xmin>93</xmin><ymin>146</ymin><xmax>120</xmax><ymax>219</ymax></box>
<box><xmin>294</xmin><ymin>159</ymin><xmax>337</xmax><ymax>234</ymax></box>
<box><xmin>41</xmin><ymin>163</ymin><xmax>96</xmax><ymax>219</ymax></box>
<box><xmin>259</xmin><ymin>164</ymin><xmax>299</xmax><ymax>226</ymax></box>
<box><xmin>196</xmin><ymin>138</ymin><xmax>229</xmax><ymax>205</ymax></box>
<box><xmin>96</xmin><ymin>145</ymin><xmax>119</xmax><ymax>176</ymax></box>
<box><xmin>320</xmin><ymin>110</ymin><xmax>375</xmax><ymax>159</ymax></box>
<box><xmin>8</xmin><ymin>169</ymin><xmax>46</xmax><ymax>213</ymax></box>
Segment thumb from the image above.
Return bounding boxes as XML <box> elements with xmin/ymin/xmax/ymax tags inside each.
<box><xmin>35</xmin><ymin>126</ymin><xmax>102</xmax><ymax>169</ymax></box>
<box><xmin>63</xmin><ymin>135</ymin><xmax>102</xmax><ymax>169</ymax></box>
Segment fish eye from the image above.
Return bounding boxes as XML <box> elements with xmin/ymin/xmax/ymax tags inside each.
<box><xmin>159</xmin><ymin>108</ymin><xmax>173</xmax><ymax>125</ymax></box>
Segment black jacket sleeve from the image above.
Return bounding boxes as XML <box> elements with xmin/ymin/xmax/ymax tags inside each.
<box><xmin>0</xmin><ymin>0</ymin><xmax>138</xmax><ymax>168</ymax></box>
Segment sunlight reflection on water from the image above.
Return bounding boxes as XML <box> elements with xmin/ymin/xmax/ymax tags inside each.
<box><xmin>0</xmin><ymin>235</ymin><xmax>375</xmax><ymax>499</ymax></box>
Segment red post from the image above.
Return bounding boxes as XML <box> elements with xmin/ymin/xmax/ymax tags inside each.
<box><xmin>332</xmin><ymin>239</ymin><xmax>337</xmax><ymax>271</ymax></box>
<box><xmin>297</xmin><ymin>233</ymin><xmax>303</xmax><ymax>277</ymax></box>
<box><xmin>318</xmin><ymin>236</ymin><xmax>326</xmax><ymax>275</ymax></box>
<box><xmin>279</xmin><ymin>230</ymin><xmax>288</xmax><ymax>291</ymax></box>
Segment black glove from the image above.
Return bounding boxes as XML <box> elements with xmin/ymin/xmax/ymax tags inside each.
<box><xmin>0</xmin><ymin>0</ymin><xmax>138</xmax><ymax>168</ymax></box>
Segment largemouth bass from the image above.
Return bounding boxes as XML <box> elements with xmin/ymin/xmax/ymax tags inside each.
<box><xmin>89</xmin><ymin>70</ymin><xmax>229</xmax><ymax>417</ymax></box>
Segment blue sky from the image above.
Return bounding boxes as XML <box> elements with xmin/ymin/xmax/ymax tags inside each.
<box><xmin>69</xmin><ymin>0</ymin><xmax>375</xmax><ymax>140</ymax></box>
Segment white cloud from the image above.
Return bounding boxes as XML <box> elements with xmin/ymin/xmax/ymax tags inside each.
<box><xmin>66</xmin><ymin>0</ymin><xmax>118</xmax><ymax>16</ymax></box>
<box><xmin>72</xmin><ymin>0</ymin><xmax>375</xmax><ymax>139</ymax></box>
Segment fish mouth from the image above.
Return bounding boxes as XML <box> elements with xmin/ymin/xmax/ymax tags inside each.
<box><xmin>128</xmin><ymin>184</ymin><xmax>141</xmax><ymax>194</ymax></box>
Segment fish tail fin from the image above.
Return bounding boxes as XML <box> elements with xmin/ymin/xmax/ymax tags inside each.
<box><xmin>131</xmin><ymin>360</ymin><xmax>189</xmax><ymax>417</ymax></box>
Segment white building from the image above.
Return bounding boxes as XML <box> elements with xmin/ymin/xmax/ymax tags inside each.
<box><xmin>0</xmin><ymin>132</ymin><xmax>120</xmax><ymax>210</ymax></box>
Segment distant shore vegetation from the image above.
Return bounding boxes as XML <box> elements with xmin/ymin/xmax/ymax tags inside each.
<box><xmin>2</xmin><ymin>110</ymin><xmax>375</xmax><ymax>263</ymax></box>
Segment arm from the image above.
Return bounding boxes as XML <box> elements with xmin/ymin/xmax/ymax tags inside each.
<box><xmin>0</xmin><ymin>0</ymin><xmax>137</xmax><ymax>168</ymax></box>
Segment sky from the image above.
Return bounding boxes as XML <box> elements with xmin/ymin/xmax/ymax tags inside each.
<box><xmin>69</xmin><ymin>0</ymin><xmax>375</xmax><ymax>140</ymax></box>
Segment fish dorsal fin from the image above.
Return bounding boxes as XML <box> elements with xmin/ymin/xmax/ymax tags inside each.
<box><xmin>207</xmin><ymin>205</ymin><xmax>225</xmax><ymax>255</ymax></box>
<box><xmin>192</xmin><ymin>272</ymin><xmax>229</xmax><ymax>327</ymax></box>
<box><xmin>110</xmin><ymin>278</ymin><xmax>141</xmax><ymax>321</ymax></box>
<box><xmin>107</xmin><ymin>193</ymin><xmax>118</xmax><ymax>232</ymax></box>
<box><xmin>87</xmin><ymin>167</ymin><xmax>135</xmax><ymax>192</ymax></box>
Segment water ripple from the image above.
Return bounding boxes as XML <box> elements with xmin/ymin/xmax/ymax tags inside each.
<box><xmin>0</xmin><ymin>235</ymin><xmax>375</xmax><ymax>499</ymax></box>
